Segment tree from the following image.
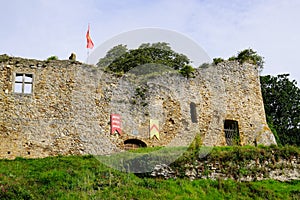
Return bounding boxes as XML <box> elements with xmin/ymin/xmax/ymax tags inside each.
<box><xmin>103</xmin><ymin>42</ymin><xmax>191</xmax><ymax>74</ymax></box>
<box><xmin>97</xmin><ymin>44</ymin><xmax>128</xmax><ymax>69</ymax></box>
<box><xmin>179</xmin><ymin>65</ymin><xmax>195</xmax><ymax>79</ymax></box>
<box><xmin>260</xmin><ymin>74</ymin><xmax>300</xmax><ymax>146</ymax></box>
<box><xmin>138</xmin><ymin>42</ymin><xmax>172</xmax><ymax>51</ymax></box>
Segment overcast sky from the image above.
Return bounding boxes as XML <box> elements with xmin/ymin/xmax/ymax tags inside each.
<box><xmin>0</xmin><ymin>0</ymin><xmax>299</xmax><ymax>84</ymax></box>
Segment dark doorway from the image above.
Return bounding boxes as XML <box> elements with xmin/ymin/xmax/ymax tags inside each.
<box><xmin>190</xmin><ymin>102</ymin><xmax>198</xmax><ymax>123</ymax></box>
<box><xmin>224</xmin><ymin>120</ymin><xmax>240</xmax><ymax>146</ymax></box>
<box><xmin>124</xmin><ymin>139</ymin><xmax>147</xmax><ymax>150</ymax></box>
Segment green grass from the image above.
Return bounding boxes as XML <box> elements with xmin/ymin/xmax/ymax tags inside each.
<box><xmin>0</xmin><ymin>146</ymin><xmax>299</xmax><ymax>199</ymax></box>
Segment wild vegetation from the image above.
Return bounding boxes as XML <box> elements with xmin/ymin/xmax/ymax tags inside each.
<box><xmin>260</xmin><ymin>74</ymin><xmax>300</xmax><ymax>146</ymax></box>
<box><xmin>0</xmin><ymin>54</ymin><xmax>10</xmax><ymax>63</ymax></box>
<box><xmin>97</xmin><ymin>42</ymin><xmax>195</xmax><ymax>78</ymax></box>
<box><xmin>46</xmin><ymin>56</ymin><xmax>58</xmax><ymax>61</ymax></box>
<box><xmin>0</xmin><ymin>146</ymin><xmax>299</xmax><ymax>199</ymax></box>
<box><xmin>213</xmin><ymin>48</ymin><xmax>264</xmax><ymax>71</ymax></box>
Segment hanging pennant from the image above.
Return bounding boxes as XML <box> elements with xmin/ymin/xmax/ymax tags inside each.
<box><xmin>110</xmin><ymin>114</ymin><xmax>122</xmax><ymax>135</ymax></box>
<box><xmin>150</xmin><ymin>119</ymin><xmax>159</xmax><ymax>140</ymax></box>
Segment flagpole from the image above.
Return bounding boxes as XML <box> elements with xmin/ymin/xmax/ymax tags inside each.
<box><xmin>86</xmin><ymin>23</ymin><xmax>89</xmax><ymax>64</ymax></box>
<box><xmin>86</xmin><ymin>49</ymin><xmax>89</xmax><ymax>64</ymax></box>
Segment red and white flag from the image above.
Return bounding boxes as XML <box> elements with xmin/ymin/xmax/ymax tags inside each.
<box><xmin>86</xmin><ymin>24</ymin><xmax>94</xmax><ymax>49</ymax></box>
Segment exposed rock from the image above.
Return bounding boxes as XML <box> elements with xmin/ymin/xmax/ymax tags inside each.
<box><xmin>151</xmin><ymin>164</ymin><xmax>175</xmax><ymax>179</ymax></box>
<box><xmin>150</xmin><ymin>155</ymin><xmax>300</xmax><ymax>182</ymax></box>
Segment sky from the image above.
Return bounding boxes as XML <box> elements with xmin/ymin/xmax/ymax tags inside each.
<box><xmin>0</xmin><ymin>0</ymin><xmax>299</xmax><ymax>85</ymax></box>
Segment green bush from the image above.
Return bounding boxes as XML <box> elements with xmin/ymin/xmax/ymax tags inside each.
<box><xmin>0</xmin><ymin>54</ymin><xmax>10</xmax><ymax>63</ymax></box>
<box><xmin>213</xmin><ymin>58</ymin><xmax>224</xmax><ymax>65</ymax></box>
<box><xmin>46</xmin><ymin>55</ymin><xmax>58</xmax><ymax>61</ymax></box>
<box><xmin>235</xmin><ymin>49</ymin><xmax>264</xmax><ymax>71</ymax></box>
<box><xmin>179</xmin><ymin>65</ymin><xmax>195</xmax><ymax>79</ymax></box>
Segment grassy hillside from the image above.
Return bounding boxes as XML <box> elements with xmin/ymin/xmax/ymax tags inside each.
<box><xmin>0</xmin><ymin>146</ymin><xmax>299</xmax><ymax>200</ymax></box>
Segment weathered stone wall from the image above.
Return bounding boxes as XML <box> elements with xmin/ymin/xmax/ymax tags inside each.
<box><xmin>151</xmin><ymin>150</ymin><xmax>300</xmax><ymax>182</ymax></box>
<box><xmin>0</xmin><ymin>56</ymin><xmax>276</xmax><ymax>159</ymax></box>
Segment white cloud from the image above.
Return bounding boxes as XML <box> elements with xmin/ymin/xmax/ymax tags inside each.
<box><xmin>0</xmin><ymin>0</ymin><xmax>299</xmax><ymax>84</ymax></box>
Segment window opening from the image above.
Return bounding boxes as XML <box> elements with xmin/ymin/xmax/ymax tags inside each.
<box><xmin>14</xmin><ymin>73</ymin><xmax>33</xmax><ymax>94</ymax></box>
<box><xmin>224</xmin><ymin>120</ymin><xmax>240</xmax><ymax>146</ymax></box>
<box><xmin>190</xmin><ymin>102</ymin><xmax>198</xmax><ymax>123</ymax></box>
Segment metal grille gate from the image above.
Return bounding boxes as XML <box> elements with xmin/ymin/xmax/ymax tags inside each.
<box><xmin>224</xmin><ymin>120</ymin><xmax>240</xmax><ymax>146</ymax></box>
<box><xmin>225</xmin><ymin>129</ymin><xmax>239</xmax><ymax>146</ymax></box>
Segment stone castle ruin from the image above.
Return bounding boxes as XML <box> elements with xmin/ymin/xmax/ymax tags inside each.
<box><xmin>0</xmin><ymin>55</ymin><xmax>276</xmax><ymax>159</ymax></box>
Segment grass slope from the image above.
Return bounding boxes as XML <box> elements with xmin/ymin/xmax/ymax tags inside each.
<box><xmin>0</xmin><ymin>146</ymin><xmax>299</xmax><ymax>200</ymax></box>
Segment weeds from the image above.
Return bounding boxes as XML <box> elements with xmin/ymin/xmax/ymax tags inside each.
<box><xmin>0</xmin><ymin>146</ymin><xmax>299</xmax><ymax>199</ymax></box>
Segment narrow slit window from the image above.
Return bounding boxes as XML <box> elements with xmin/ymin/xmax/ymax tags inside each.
<box><xmin>14</xmin><ymin>73</ymin><xmax>33</xmax><ymax>94</ymax></box>
<box><xmin>190</xmin><ymin>102</ymin><xmax>198</xmax><ymax>123</ymax></box>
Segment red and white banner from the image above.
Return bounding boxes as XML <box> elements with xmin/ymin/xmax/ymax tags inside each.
<box><xmin>110</xmin><ymin>114</ymin><xmax>122</xmax><ymax>135</ymax></box>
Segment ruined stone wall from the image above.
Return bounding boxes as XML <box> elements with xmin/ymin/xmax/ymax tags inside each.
<box><xmin>0</xmin><ymin>56</ymin><xmax>276</xmax><ymax>159</ymax></box>
<box><xmin>207</xmin><ymin>61</ymin><xmax>276</xmax><ymax>146</ymax></box>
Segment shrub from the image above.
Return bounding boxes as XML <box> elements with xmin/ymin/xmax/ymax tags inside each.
<box><xmin>179</xmin><ymin>65</ymin><xmax>195</xmax><ymax>79</ymax></box>
<box><xmin>236</xmin><ymin>49</ymin><xmax>264</xmax><ymax>71</ymax></box>
<box><xmin>47</xmin><ymin>56</ymin><xmax>58</xmax><ymax>61</ymax></box>
<box><xmin>213</xmin><ymin>58</ymin><xmax>224</xmax><ymax>65</ymax></box>
<box><xmin>0</xmin><ymin>54</ymin><xmax>10</xmax><ymax>63</ymax></box>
